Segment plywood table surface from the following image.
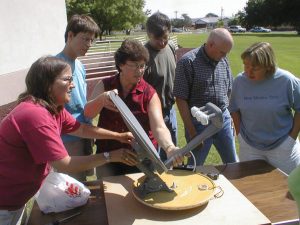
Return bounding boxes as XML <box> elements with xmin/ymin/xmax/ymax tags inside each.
<box><xmin>103</xmin><ymin>172</ymin><xmax>271</xmax><ymax>225</ymax></box>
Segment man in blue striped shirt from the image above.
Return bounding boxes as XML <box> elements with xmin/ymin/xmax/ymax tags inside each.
<box><xmin>174</xmin><ymin>28</ymin><xmax>238</xmax><ymax>166</ymax></box>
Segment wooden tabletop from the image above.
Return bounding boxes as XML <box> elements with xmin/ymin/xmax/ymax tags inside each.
<box><xmin>27</xmin><ymin>160</ymin><xmax>298</xmax><ymax>225</ymax></box>
<box><xmin>216</xmin><ymin>160</ymin><xmax>299</xmax><ymax>224</ymax></box>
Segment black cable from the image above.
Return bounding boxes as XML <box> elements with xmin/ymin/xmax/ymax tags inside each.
<box><xmin>217</xmin><ymin>163</ymin><xmax>228</xmax><ymax>175</ymax></box>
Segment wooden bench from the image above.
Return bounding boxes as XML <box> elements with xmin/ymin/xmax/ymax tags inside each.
<box><xmin>80</xmin><ymin>35</ymin><xmax>149</xmax><ymax>80</ymax></box>
<box><xmin>80</xmin><ymin>51</ymin><xmax>117</xmax><ymax>79</ymax></box>
<box><xmin>79</xmin><ymin>38</ymin><xmax>128</xmax><ymax>99</ymax></box>
<box><xmin>0</xmin><ymin>43</ymin><xmax>187</xmax><ymax>120</ymax></box>
<box><xmin>79</xmin><ymin>51</ymin><xmax>117</xmax><ymax>100</ymax></box>
<box><xmin>0</xmin><ymin>35</ymin><xmax>182</xmax><ymax>118</ymax></box>
<box><xmin>81</xmin><ymin>35</ymin><xmax>179</xmax><ymax>79</ymax></box>
<box><xmin>80</xmin><ymin>36</ymin><xmax>181</xmax><ymax>99</ymax></box>
<box><xmin>0</xmin><ymin>101</ymin><xmax>17</xmax><ymax>121</ymax></box>
<box><xmin>0</xmin><ymin>69</ymin><xmax>28</xmax><ymax>121</ymax></box>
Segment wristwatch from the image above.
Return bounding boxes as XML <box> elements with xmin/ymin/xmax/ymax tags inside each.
<box><xmin>103</xmin><ymin>152</ymin><xmax>111</xmax><ymax>162</ymax></box>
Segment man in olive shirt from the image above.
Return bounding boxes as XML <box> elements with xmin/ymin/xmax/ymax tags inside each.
<box><xmin>144</xmin><ymin>12</ymin><xmax>177</xmax><ymax>161</ymax></box>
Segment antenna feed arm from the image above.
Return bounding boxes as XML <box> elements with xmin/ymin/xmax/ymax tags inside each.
<box><xmin>164</xmin><ymin>102</ymin><xmax>223</xmax><ymax>168</ymax></box>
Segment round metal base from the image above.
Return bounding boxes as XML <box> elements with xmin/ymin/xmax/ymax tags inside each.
<box><xmin>132</xmin><ymin>170</ymin><xmax>216</xmax><ymax>210</ymax></box>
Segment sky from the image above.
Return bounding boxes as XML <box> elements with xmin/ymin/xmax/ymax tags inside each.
<box><xmin>144</xmin><ymin>0</ymin><xmax>248</xmax><ymax>19</ymax></box>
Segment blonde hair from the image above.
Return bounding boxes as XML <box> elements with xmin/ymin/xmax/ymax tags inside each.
<box><xmin>241</xmin><ymin>42</ymin><xmax>276</xmax><ymax>77</ymax></box>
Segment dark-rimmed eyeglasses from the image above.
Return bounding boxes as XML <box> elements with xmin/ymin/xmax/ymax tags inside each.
<box><xmin>154</xmin><ymin>36</ymin><xmax>170</xmax><ymax>43</ymax></box>
<box><xmin>125</xmin><ymin>63</ymin><xmax>147</xmax><ymax>71</ymax></box>
<box><xmin>80</xmin><ymin>36</ymin><xmax>96</xmax><ymax>45</ymax></box>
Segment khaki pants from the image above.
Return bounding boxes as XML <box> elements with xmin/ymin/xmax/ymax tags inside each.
<box><xmin>238</xmin><ymin>134</ymin><xmax>300</xmax><ymax>175</ymax></box>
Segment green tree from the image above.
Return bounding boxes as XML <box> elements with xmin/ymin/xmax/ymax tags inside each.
<box><xmin>171</xmin><ymin>18</ymin><xmax>184</xmax><ymax>28</ymax></box>
<box><xmin>181</xmin><ymin>14</ymin><xmax>192</xmax><ymax>27</ymax></box>
<box><xmin>244</xmin><ymin>0</ymin><xmax>265</xmax><ymax>27</ymax></box>
<box><xmin>216</xmin><ymin>20</ymin><xmax>224</xmax><ymax>28</ymax></box>
<box><xmin>244</xmin><ymin>0</ymin><xmax>300</xmax><ymax>34</ymax></box>
<box><xmin>66</xmin><ymin>0</ymin><xmax>146</xmax><ymax>39</ymax></box>
<box><xmin>92</xmin><ymin>0</ymin><xmax>146</xmax><ymax>36</ymax></box>
<box><xmin>205</xmin><ymin>13</ymin><xmax>218</xmax><ymax>17</ymax></box>
<box><xmin>281</xmin><ymin>0</ymin><xmax>300</xmax><ymax>33</ymax></box>
<box><xmin>228</xmin><ymin>11</ymin><xmax>247</xmax><ymax>28</ymax></box>
<box><xmin>228</xmin><ymin>17</ymin><xmax>239</xmax><ymax>26</ymax></box>
<box><xmin>171</xmin><ymin>14</ymin><xmax>192</xmax><ymax>29</ymax></box>
<box><xmin>66</xmin><ymin>0</ymin><xmax>93</xmax><ymax>19</ymax></box>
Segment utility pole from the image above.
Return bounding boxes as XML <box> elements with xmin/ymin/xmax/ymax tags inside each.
<box><xmin>174</xmin><ymin>10</ymin><xmax>178</xmax><ymax>19</ymax></box>
<box><xmin>221</xmin><ymin>7</ymin><xmax>224</xmax><ymax>20</ymax></box>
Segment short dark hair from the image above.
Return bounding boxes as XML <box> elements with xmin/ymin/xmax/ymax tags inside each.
<box><xmin>18</xmin><ymin>56</ymin><xmax>69</xmax><ymax>115</ymax></box>
<box><xmin>114</xmin><ymin>39</ymin><xmax>149</xmax><ymax>72</ymax></box>
<box><xmin>64</xmin><ymin>14</ymin><xmax>100</xmax><ymax>43</ymax></box>
<box><xmin>146</xmin><ymin>12</ymin><xmax>171</xmax><ymax>38</ymax></box>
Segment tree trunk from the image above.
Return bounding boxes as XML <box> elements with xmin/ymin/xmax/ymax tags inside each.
<box><xmin>125</xmin><ymin>29</ymin><xmax>131</xmax><ymax>35</ymax></box>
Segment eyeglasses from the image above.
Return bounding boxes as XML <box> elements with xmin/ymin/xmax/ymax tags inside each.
<box><xmin>80</xmin><ymin>36</ymin><xmax>96</xmax><ymax>45</ymax></box>
<box><xmin>125</xmin><ymin>63</ymin><xmax>147</xmax><ymax>70</ymax></box>
<box><xmin>151</xmin><ymin>34</ymin><xmax>170</xmax><ymax>44</ymax></box>
<box><xmin>60</xmin><ymin>76</ymin><xmax>74</xmax><ymax>84</ymax></box>
<box><xmin>154</xmin><ymin>36</ymin><xmax>170</xmax><ymax>43</ymax></box>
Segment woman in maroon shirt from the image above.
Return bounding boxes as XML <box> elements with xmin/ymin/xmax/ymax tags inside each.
<box><xmin>85</xmin><ymin>39</ymin><xmax>182</xmax><ymax>176</ymax></box>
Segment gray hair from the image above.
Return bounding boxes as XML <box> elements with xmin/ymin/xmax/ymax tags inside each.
<box><xmin>208</xmin><ymin>28</ymin><xmax>234</xmax><ymax>47</ymax></box>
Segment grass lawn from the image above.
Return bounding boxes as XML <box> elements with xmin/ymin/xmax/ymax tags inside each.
<box><xmin>97</xmin><ymin>31</ymin><xmax>300</xmax><ymax>165</ymax></box>
<box><xmin>177</xmin><ymin>32</ymin><xmax>300</xmax><ymax>76</ymax></box>
<box><xmin>175</xmin><ymin>31</ymin><xmax>300</xmax><ymax>165</ymax></box>
<box><xmin>93</xmin><ymin>31</ymin><xmax>300</xmax><ymax>165</ymax></box>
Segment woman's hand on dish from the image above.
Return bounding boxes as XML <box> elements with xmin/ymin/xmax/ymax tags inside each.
<box><xmin>111</xmin><ymin>148</ymin><xmax>138</xmax><ymax>166</ymax></box>
<box><xmin>166</xmin><ymin>146</ymin><xmax>184</xmax><ymax>167</ymax></box>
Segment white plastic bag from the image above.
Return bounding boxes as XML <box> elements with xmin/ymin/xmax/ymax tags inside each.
<box><xmin>35</xmin><ymin>172</ymin><xmax>91</xmax><ymax>213</ymax></box>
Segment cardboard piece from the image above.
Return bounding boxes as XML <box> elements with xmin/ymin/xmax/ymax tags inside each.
<box><xmin>103</xmin><ymin>173</ymin><xmax>271</xmax><ymax>225</ymax></box>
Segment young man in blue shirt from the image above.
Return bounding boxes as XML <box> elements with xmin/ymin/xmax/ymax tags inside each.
<box><xmin>56</xmin><ymin>14</ymin><xmax>100</xmax><ymax>180</ymax></box>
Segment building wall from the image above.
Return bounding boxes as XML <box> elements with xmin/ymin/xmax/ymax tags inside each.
<box><xmin>0</xmin><ymin>0</ymin><xmax>67</xmax><ymax>105</ymax></box>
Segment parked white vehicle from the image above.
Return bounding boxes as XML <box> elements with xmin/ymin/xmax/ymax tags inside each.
<box><xmin>228</xmin><ymin>25</ymin><xmax>246</xmax><ymax>33</ymax></box>
<box><xmin>249</xmin><ymin>26</ymin><xmax>271</xmax><ymax>33</ymax></box>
